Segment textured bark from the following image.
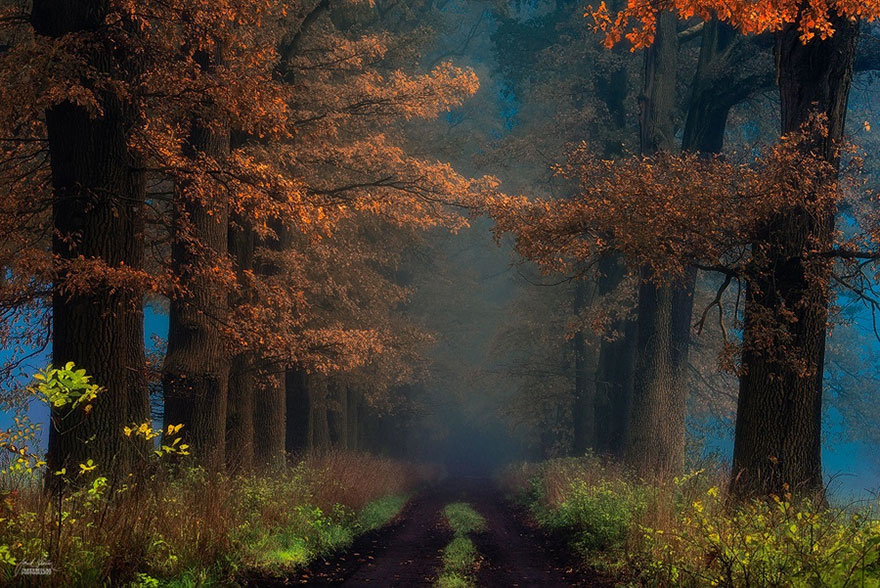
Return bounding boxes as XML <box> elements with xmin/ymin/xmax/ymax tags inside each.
<box><xmin>254</xmin><ymin>373</ymin><xmax>286</xmax><ymax>469</ymax></box>
<box><xmin>226</xmin><ymin>352</ymin><xmax>255</xmax><ymax>472</ymax></box>
<box><xmin>163</xmin><ymin>122</ymin><xmax>230</xmax><ymax>471</ymax></box>
<box><xmin>732</xmin><ymin>14</ymin><xmax>858</xmax><ymax>499</ymax></box>
<box><xmin>225</xmin><ymin>214</ymin><xmax>255</xmax><ymax>471</ymax></box>
<box><xmin>252</xmin><ymin>219</ymin><xmax>288</xmax><ymax>468</ymax></box>
<box><xmin>626</xmin><ymin>272</ymin><xmax>695</xmax><ymax>477</ymax></box>
<box><xmin>625</xmin><ymin>11</ymin><xmax>689</xmax><ymax>478</ymax></box>
<box><xmin>34</xmin><ymin>1</ymin><xmax>149</xmax><ymax>482</ymax></box>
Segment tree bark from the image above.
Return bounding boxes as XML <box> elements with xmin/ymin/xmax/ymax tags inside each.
<box><xmin>732</xmin><ymin>13</ymin><xmax>858</xmax><ymax>499</ymax></box>
<box><xmin>34</xmin><ymin>1</ymin><xmax>149</xmax><ymax>482</ymax></box>
<box><xmin>162</xmin><ymin>121</ymin><xmax>230</xmax><ymax>471</ymax></box>
<box><xmin>571</xmin><ymin>279</ymin><xmax>596</xmax><ymax>454</ymax></box>
<box><xmin>625</xmin><ymin>11</ymin><xmax>690</xmax><ymax>478</ymax></box>
<box><xmin>285</xmin><ymin>368</ymin><xmax>310</xmax><ymax>456</ymax></box>
<box><xmin>254</xmin><ymin>373</ymin><xmax>286</xmax><ymax>468</ymax></box>
<box><xmin>252</xmin><ymin>219</ymin><xmax>288</xmax><ymax>468</ymax></box>
<box><xmin>225</xmin><ymin>214</ymin><xmax>255</xmax><ymax>472</ymax></box>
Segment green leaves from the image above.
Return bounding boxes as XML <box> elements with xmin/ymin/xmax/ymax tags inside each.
<box><xmin>32</xmin><ymin>362</ymin><xmax>102</xmax><ymax>413</ymax></box>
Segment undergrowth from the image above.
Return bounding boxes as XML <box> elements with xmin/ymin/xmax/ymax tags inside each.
<box><xmin>501</xmin><ymin>453</ymin><xmax>880</xmax><ymax>587</ymax></box>
<box><xmin>0</xmin><ymin>451</ymin><xmax>430</xmax><ymax>586</ymax></box>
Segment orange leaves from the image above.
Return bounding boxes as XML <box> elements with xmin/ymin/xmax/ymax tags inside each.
<box><xmin>591</xmin><ymin>0</ymin><xmax>879</xmax><ymax>49</ymax></box>
<box><xmin>485</xmin><ymin>124</ymin><xmax>847</xmax><ymax>286</ymax></box>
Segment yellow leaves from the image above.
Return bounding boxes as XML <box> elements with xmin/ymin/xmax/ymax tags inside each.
<box><xmin>78</xmin><ymin>459</ymin><xmax>97</xmax><ymax>473</ymax></box>
<box><xmin>123</xmin><ymin>421</ymin><xmax>162</xmax><ymax>441</ymax></box>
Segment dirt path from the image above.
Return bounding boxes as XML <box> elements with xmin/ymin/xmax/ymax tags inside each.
<box><xmin>253</xmin><ymin>478</ymin><xmax>612</xmax><ymax>587</ymax></box>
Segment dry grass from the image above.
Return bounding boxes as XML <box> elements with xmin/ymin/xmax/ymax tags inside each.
<box><xmin>301</xmin><ymin>450</ymin><xmax>437</xmax><ymax>513</ymax></box>
<box><xmin>0</xmin><ymin>451</ymin><xmax>435</xmax><ymax>585</ymax></box>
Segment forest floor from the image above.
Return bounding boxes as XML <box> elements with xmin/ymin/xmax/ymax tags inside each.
<box><xmin>250</xmin><ymin>477</ymin><xmax>614</xmax><ymax>587</ymax></box>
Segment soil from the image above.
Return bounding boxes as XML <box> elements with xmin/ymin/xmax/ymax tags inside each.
<box><xmin>248</xmin><ymin>478</ymin><xmax>616</xmax><ymax>587</ymax></box>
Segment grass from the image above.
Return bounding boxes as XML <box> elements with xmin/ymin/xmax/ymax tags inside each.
<box><xmin>500</xmin><ymin>453</ymin><xmax>880</xmax><ymax>587</ymax></box>
<box><xmin>435</xmin><ymin>503</ymin><xmax>487</xmax><ymax>587</ymax></box>
<box><xmin>358</xmin><ymin>494</ymin><xmax>409</xmax><ymax>531</ymax></box>
<box><xmin>442</xmin><ymin>502</ymin><xmax>487</xmax><ymax>535</ymax></box>
<box><xmin>0</xmin><ymin>450</ymin><xmax>433</xmax><ymax>585</ymax></box>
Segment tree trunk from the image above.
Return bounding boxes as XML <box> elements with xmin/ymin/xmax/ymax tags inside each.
<box><xmin>254</xmin><ymin>373</ymin><xmax>286</xmax><ymax>468</ymax></box>
<box><xmin>625</xmin><ymin>11</ymin><xmax>689</xmax><ymax>478</ymax></box>
<box><xmin>327</xmin><ymin>380</ymin><xmax>346</xmax><ymax>448</ymax></box>
<box><xmin>252</xmin><ymin>219</ymin><xmax>288</xmax><ymax>468</ymax></box>
<box><xmin>225</xmin><ymin>214</ymin><xmax>255</xmax><ymax>472</ymax></box>
<box><xmin>34</xmin><ymin>2</ymin><xmax>149</xmax><ymax>482</ymax></box>
<box><xmin>593</xmin><ymin>253</ymin><xmax>637</xmax><ymax>458</ymax></box>
<box><xmin>571</xmin><ymin>279</ymin><xmax>595</xmax><ymax>454</ymax></box>
<box><xmin>226</xmin><ymin>352</ymin><xmax>255</xmax><ymax>472</ymax></box>
<box><xmin>681</xmin><ymin>21</ymin><xmax>738</xmax><ymax>155</ymax></box>
<box><xmin>346</xmin><ymin>386</ymin><xmax>359</xmax><ymax>452</ymax></box>
<box><xmin>162</xmin><ymin>122</ymin><xmax>230</xmax><ymax>471</ymax></box>
<box><xmin>285</xmin><ymin>368</ymin><xmax>310</xmax><ymax>457</ymax></box>
<box><xmin>732</xmin><ymin>14</ymin><xmax>858</xmax><ymax>499</ymax></box>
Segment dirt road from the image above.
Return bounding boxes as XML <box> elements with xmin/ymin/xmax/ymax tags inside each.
<box><xmin>255</xmin><ymin>478</ymin><xmax>612</xmax><ymax>587</ymax></box>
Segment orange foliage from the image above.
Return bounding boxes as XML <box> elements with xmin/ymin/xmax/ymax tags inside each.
<box><xmin>590</xmin><ymin>0</ymin><xmax>880</xmax><ymax>48</ymax></box>
<box><xmin>0</xmin><ymin>0</ymin><xmax>498</xmax><ymax>400</ymax></box>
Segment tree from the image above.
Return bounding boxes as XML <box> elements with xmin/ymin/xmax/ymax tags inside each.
<box><xmin>29</xmin><ymin>0</ymin><xmax>151</xmax><ymax>480</ymax></box>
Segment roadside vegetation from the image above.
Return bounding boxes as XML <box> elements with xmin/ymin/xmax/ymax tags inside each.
<box><xmin>0</xmin><ymin>365</ymin><xmax>432</xmax><ymax>585</ymax></box>
<box><xmin>436</xmin><ymin>502</ymin><xmax>487</xmax><ymax>588</ymax></box>
<box><xmin>501</xmin><ymin>454</ymin><xmax>880</xmax><ymax>587</ymax></box>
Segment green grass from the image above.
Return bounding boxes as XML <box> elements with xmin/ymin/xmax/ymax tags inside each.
<box><xmin>358</xmin><ymin>494</ymin><xmax>408</xmax><ymax>531</ymax></box>
<box><xmin>442</xmin><ymin>502</ymin><xmax>487</xmax><ymax>535</ymax></box>
<box><xmin>435</xmin><ymin>503</ymin><xmax>486</xmax><ymax>587</ymax></box>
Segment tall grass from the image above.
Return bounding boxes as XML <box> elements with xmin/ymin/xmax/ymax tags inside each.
<box><xmin>0</xmin><ymin>451</ymin><xmax>434</xmax><ymax>586</ymax></box>
<box><xmin>501</xmin><ymin>454</ymin><xmax>880</xmax><ymax>586</ymax></box>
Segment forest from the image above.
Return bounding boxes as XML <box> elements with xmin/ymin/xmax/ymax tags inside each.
<box><xmin>0</xmin><ymin>0</ymin><xmax>879</xmax><ymax>586</ymax></box>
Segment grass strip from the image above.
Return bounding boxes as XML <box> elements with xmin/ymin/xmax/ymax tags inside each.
<box><xmin>435</xmin><ymin>502</ymin><xmax>487</xmax><ymax>587</ymax></box>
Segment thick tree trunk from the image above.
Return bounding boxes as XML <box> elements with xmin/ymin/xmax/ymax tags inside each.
<box><xmin>285</xmin><ymin>368</ymin><xmax>310</xmax><ymax>456</ymax></box>
<box><xmin>732</xmin><ymin>14</ymin><xmax>858</xmax><ymax>499</ymax></box>
<box><xmin>625</xmin><ymin>11</ymin><xmax>689</xmax><ymax>478</ymax></box>
<box><xmin>681</xmin><ymin>21</ymin><xmax>738</xmax><ymax>155</ymax></box>
<box><xmin>626</xmin><ymin>272</ymin><xmax>695</xmax><ymax>476</ymax></box>
<box><xmin>625</xmin><ymin>20</ymin><xmax>737</xmax><ymax>475</ymax></box>
<box><xmin>254</xmin><ymin>373</ymin><xmax>286</xmax><ymax>468</ymax></box>
<box><xmin>225</xmin><ymin>214</ymin><xmax>255</xmax><ymax>471</ymax></box>
<box><xmin>252</xmin><ymin>219</ymin><xmax>288</xmax><ymax>468</ymax></box>
<box><xmin>226</xmin><ymin>352</ymin><xmax>255</xmax><ymax>472</ymax></box>
<box><xmin>163</xmin><ymin>123</ymin><xmax>230</xmax><ymax>471</ymax></box>
<box><xmin>34</xmin><ymin>2</ymin><xmax>149</xmax><ymax>482</ymax></box>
